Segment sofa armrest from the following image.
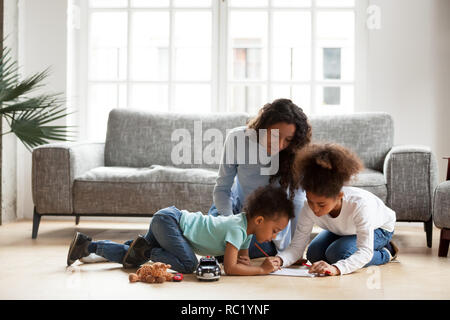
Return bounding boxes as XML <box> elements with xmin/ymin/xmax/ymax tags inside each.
<box><xmin>433</xmin><ymin>181</ymin><xmax>450</xmax><ymax>229</ymax></box>
<box><xmin>32</xmin><ymin>142</ymin><xmax>105</xmax><ymax>214</ymax></box>
<box><xmin>383</xmin><ymin>145</ymin><xmax>438</xmax><ymax>221</ymax></box>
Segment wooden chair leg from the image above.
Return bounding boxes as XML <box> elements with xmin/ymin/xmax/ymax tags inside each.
<box><xmin>424</xmin><ymin>218</ymin><xmax>433</xmax><ymax>248</ymax></box>
<box><xmin>438</xmin><ymin>228</ymin><xmax>450</xmax><ymax>257</ymax></box>
<box><xmin>75</xmin><ymin>215</ymin><xmax>80</xmax><ymax>225</ymax></box>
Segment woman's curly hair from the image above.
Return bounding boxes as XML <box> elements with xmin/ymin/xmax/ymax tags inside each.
<box><xmin>247</xmin><ymin>98</ymin><xmax>312</xmax><ymax>199</ymax></box>
<box><xmin>293</xmin><ymin>143</ymin><xmax>364</xmax><ymax>197</ymax></box>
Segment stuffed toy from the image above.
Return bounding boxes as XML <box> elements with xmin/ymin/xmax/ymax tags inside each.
<box><xmin>129</xmin><ymin>262</ymin><xmax>174</xmax><ymax>284</ymax></box>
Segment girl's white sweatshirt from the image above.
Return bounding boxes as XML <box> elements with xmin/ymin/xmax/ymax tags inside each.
<box><xmin>277</xmin><ymin>187</ymin><xmax>396</xmax><ymax>275</ymax></box>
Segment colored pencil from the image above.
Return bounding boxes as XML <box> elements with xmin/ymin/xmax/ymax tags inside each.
<box><xmin>254</xmin><ymin>242</ymin><xmax>269</xmax><ymax>257</ymax></box>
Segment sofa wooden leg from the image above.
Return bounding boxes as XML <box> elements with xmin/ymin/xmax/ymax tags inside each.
<box><xmin>32</xmin><ymin>208</ymin><xmax>41</xmax><ymax>239</ymax></box>
<box><xmin>75</xmin><ymin>215</ymin><xmax>80</xmax><ymax>225</ymax></box>
<box><xmin>438</xmin><ymin>228</ymin><xmax>450</xmax><ymax>257</ymax></box>
<box><xmin>425</xmin><ymin>218</ymin><xmax>433</xmax><ymax>248</ymax></box>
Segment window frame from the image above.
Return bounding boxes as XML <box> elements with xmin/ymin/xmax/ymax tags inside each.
<box><xmin>223</xmin><ymin>0</ymin><xmax>367</xmax><ymax>115</ymax></box>
<box><xmin>75</xmin><ymin>0</ymin><xmax>368</xmax><ymax>140</ymax></box>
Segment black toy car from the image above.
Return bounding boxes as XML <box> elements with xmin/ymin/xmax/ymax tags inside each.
<box><xmin>196</xmin><ymin>256</ymin><xmax>221</xmax><ymax>281</ymax></box>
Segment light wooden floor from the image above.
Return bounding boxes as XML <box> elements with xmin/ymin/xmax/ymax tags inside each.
<box><xmin>0</xmin><ymin>218</ymin><xmax>449</xmax><ymax>300</ymax></box>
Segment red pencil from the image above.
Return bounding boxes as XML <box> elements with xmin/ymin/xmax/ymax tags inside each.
<box><xmin>254</xmin><ymin>242</ymin><xmax>269</xmax><ymax>257</ymax></box>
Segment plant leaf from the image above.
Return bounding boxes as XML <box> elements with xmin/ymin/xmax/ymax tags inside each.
<box><xmin>1</xmin><ymin>43</ymin><xmax>76</xmax><ymax>151</ymax></box>
<box><xmin>0</xmin><ymin>69</ymin><xmax>49</xmax><ymax>103</ymax></box>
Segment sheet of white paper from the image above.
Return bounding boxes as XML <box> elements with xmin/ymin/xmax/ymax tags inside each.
<box><xmin>270</xmin><ymin>267</ymin><xmax>316</xmax><ymax>277</ymax></box>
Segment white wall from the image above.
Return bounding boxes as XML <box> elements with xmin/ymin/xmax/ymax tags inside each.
<box><xmin>1</xmin><ymin>0</ymin><xmax>18</xmax><ymax>224</ymax></box>
<box><xmin>11</xmin><ymin>0</ymin><xmax>450</xmax><ymax>220</ymax></box>
<box><xmin>363</xmin><ymin>1</ymin><xmax>435</xmax><ymax>145</ymax></box>
<box><xmin>361</xmin><ymin>0</ymin><xmax>450</xmax><ymax>181</ymax></box>
<box><xmin>432</xmin><ymin>0</ymin><xmax>450</xmax><ymax>181</ymax></box>
<box><xmin>16</xmin><ymin>0</ymin><xmax>68</xmax><ymax>219</ymax></box>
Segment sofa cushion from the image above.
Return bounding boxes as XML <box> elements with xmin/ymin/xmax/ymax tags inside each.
<box><xmin>73</xmin><ymin>165</ymin><xmax>217</xmax><ymax>215</ymax></box>
<box><xmin>73</xmin><ymin>165</ymin><xmax>387</xmax><ymax>216</ymax></box>
<box><xmin>105</xmin><ymin>109</ymin><xmax>250</xmax><ymax>170</ymax></box>
<box><xmin>352</xmin><ymin>169</ymin><xmax>387</xmax><ymax>203</ymax></box>
<box><xmin>310</xmin><ymin>113</ymin><xmax>393</xmax><ymax>171</ymax></box>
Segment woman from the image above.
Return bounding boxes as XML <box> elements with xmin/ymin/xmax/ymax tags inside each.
<box><xmin>208</xmin><ymin>98</ymin><xmax>312</xmax><ymax>259</ymax></box>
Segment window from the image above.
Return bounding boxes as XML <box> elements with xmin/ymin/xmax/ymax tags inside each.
<box><xmin>73</xmin><ymin>0</ymin><xmax>359</xmax><ymax>141</ymax></box>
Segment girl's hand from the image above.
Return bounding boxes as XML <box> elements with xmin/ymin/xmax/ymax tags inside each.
<box><xmin>293</xmin><ymin>258</ymin><xmax>307</xmax><ymax>266</ymax></box>
<box><xmin>260</xmin><ymin>257</ymin><xmax>280</xmax><ymax>274</ymax></box>
<box><xmin>237</xmin><ymin>255</ymin><xmax>251</xmax><ymax>265</ymax></box>
<box><xmin>309</xmin><ymin>261</ymin><xmax>340</xmax><ymax>276</ymax></box>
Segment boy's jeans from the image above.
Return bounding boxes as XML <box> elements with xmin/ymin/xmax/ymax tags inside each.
<box><xmin>306</xmin><ymin>228</ymin><xmax>394</xmax><ymax>267</ymax></box>
<box><xmin>93</xmin><ymin>206</ymin><xmax>198</xmax><ymax>273</ymax></box>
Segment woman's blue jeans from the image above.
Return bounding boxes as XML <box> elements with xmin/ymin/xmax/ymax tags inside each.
<box><xmin>207</xmin><ymin>203</ymin><xmax>277</xmax><ymax>258</ymax></box>
<box><xmin>92</xmin><ymin>206</ymin><xmax>198</xmax><ymax>273</ymax></box>
<box><xmin>306</xmin><ymin>228</ymin><xmax>394</xmax><ymax>267</ymax></box>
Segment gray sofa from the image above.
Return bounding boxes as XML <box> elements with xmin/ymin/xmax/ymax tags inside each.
<box><xmin>433</xmin><ymin>181</ymin><xmax>450</xmax><ymax>256</ymax></box>
<box><xmin>32</xmin><ymin>109</ymin><xmax>438</xmax><ymax>247</ymax></box>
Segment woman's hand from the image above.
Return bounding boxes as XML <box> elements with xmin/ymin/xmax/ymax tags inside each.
<box><xmin>309</xmin><ymin>260</ymin><xmax>340</xmax><ymax>276</ymax></box>
<box><xmin>237</xmin><ymin>255</ymin><xmax>251</xmax><ymax>265</ymax></box>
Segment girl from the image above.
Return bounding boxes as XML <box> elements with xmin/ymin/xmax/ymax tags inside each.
<box><xmin>274</xmin><ymin>144</ymin><xmax>398</xmax><ymax>276</ymax></box>
<box><xmin>67</xmin><ymin>185</ymin><xmax>293</xmax><ymax>276</ymax></box>
<box><xmin>209</xmin><ymin>98</ymin><xmax>312</xmax><ymax>258</ymax></box>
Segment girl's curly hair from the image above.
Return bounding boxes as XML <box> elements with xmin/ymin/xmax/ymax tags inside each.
<box><xmin>293</xmin><ymin>143</ymin><xmax>364</xmax><ymax>197</ymax></box>
<box><xmin>247</xmin><ymin>98</ymin><xmax>312</xmax><ymax>199</ymax></box>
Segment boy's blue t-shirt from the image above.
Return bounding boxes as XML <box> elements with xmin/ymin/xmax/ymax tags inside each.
<box><xmin>179</xmin><ymin>210</ymin><xmax>253</xmax><ymax>256</ymax></box>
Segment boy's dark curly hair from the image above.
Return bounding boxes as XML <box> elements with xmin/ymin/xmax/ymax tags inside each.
<box><xmin>247</xmin><ymin>98</ymin><xmax>312</xmax><ymax>200</ymax></box>
<box><xmin>243</xmin><ymin>185</ymin><xmax>295</xmax><ymax>220</ymax></box>
<box><xmin>293</xmin><ymin>143</ymin><xmax>364</xmax><ymax>198</ymax></box>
